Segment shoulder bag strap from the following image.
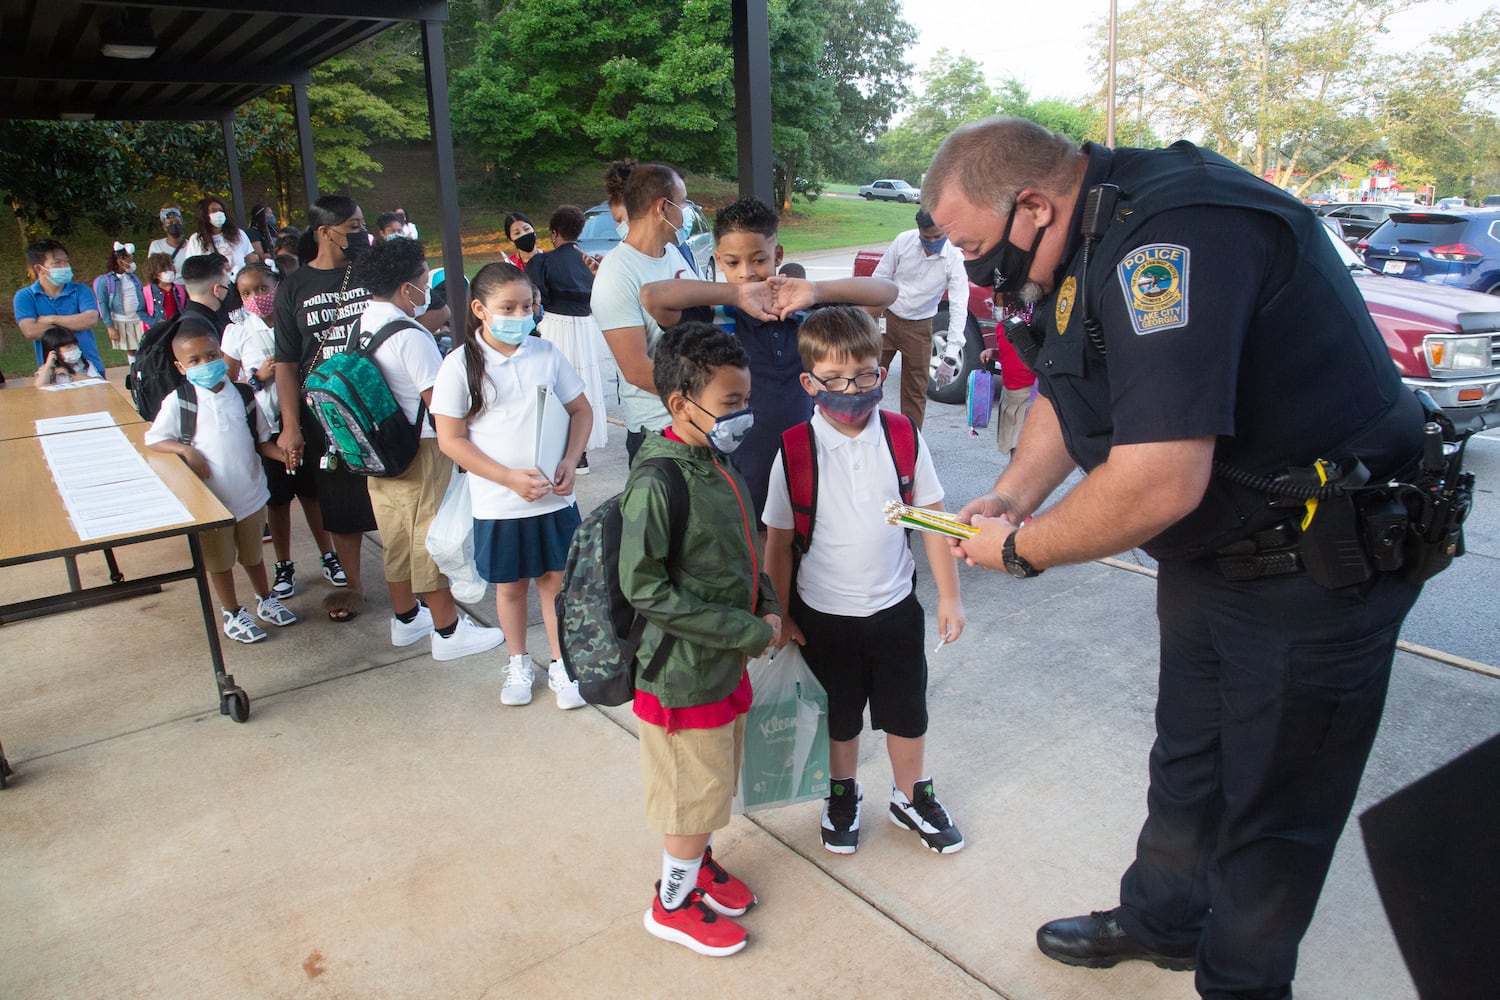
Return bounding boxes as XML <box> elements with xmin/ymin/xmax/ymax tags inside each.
<box><xmin>635</xmin><ymin>456</ymin><xmax>690</xmax><ymax>684</ymax></box>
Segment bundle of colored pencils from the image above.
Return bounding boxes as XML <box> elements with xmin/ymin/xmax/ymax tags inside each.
<box><xmin>882</xmin><ymin>501</ymin><xmax>979</xmax><ymax>539</ymax></box>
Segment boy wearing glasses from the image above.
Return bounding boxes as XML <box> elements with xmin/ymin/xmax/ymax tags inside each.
<box><xmin>762</xmin><ymin>305</ymin><xmax>967</xmax><ymax>856</ymax></box>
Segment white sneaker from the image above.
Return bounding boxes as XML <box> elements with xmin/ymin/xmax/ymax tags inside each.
<box><xmin>391</xmin><ymin>603</ymin><xmax>434</xmax><ymax>647</ymax></box>
<box><xmin>256</xmin><ymin>593</ymin><xmax>297</xmax><ymax>627</ymax></box>
<box><xmin>548</xmin><ymin>661</ymin><xmax>586</xmax><ymax>710</ymax></box>
<box><xmin>501</xmin><ymin>654</ymin><xmax>535</xmax><ymax>705</ymax></box>
<box><xmin>222</xmin><ymin>606</ymin><xmax>268</xmax><ymax>644</ymax></box>
<box><xmin>431</xmin><ymin>614</ymin><xmax>504</xmax><ymax>662</ymax></box>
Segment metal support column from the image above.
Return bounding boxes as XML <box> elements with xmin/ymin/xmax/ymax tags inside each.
<box><xmin>731</xmin><ymin>0</ymin><xmax>774</xmax><ymax>206</ymax></box>
<box><xmin>421</xmin><ymin>17</ymin><xmax>466</xmax><ymax>333</ymax></box>
<box><xmin>292</xmin><ymin>73</ymin><xmax>318</xmax><ymax>207</ymax></box>
<box><xmin>220</xmin><ymin>115</ymin><xmax>245</xmax><ymax>223</ymax></box>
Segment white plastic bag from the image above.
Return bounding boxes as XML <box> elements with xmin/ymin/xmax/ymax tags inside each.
<box><xmin>425</xmin><ymin>467</ymin><xmax>488</xmax><ymax>604</ymax></box>
<box><xmin>732</xmin><ymin>644</ymin><xmax>830</xmax><ymax>814</ymax></box>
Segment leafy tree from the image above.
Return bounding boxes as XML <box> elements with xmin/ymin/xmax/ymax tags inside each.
<box><xmin>815</xmin><ymin>0</ymin><xmax>919</xmax><ymax>182</ymax></box>
<box><xmin>1101</xmin><ymin>0</ymin><xmax>1418</xmax><ymax>194</ymax></box>
<box><xmin>995</xmin><ymin>79</ymin><xmax>1101</xmax><ymax>145</ymax></box>
<box><xmin>876</xmin><ymin>50</ymin><xmax>996</xmax><ymax>183</ymax></box>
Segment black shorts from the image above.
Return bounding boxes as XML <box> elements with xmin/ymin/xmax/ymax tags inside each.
<box><xmin>300</xmin><ymin>404</ymin><xmax>376</xmax><ymax>535</ymax></box>
<box><xmin>793</xmin><ymin>591</ymin><xmax>928</xmax><ymax>741</ymax></box>
<box><xmin>264</xmin><ymin>454</ymin><xmax>318</xmax><ymax>506</ymax></box>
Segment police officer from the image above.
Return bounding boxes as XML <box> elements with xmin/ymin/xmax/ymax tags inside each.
<box><xmin>927</xmin><ymin>117</ymin><xmax>1426</xmax><ymax>1000</ymax></box>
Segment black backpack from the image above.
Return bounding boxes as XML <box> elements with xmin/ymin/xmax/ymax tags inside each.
<box><xmin>556</xmin><ymin>458</ymin><xmax>689</xmax><ymax>706</ymax></box>
<box><xmin>128</xmin><ymin>313</ymin><xmax>216</xmax><ymax>421</ymax></box>
<box><xmin>170</xmin><ymin>380</ymin><xmax>258</xmax><ymax>445</ymax></box>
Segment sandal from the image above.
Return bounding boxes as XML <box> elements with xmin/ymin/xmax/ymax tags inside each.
<box><xmin>323</xmin><ymin>589</ymin><xmax>364</xmax><ymax>622</ymax></box>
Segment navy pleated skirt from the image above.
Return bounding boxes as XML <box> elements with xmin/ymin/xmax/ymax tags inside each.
<box><xmin>473</xmin><ymin>505</ymin><xmax>582</xmax><ymax>584</ymax></box>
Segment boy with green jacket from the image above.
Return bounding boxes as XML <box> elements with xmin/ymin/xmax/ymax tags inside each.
<box><xmin>618</xmin><ymin>321</ymin><xmax>781</xmax><ymax>957</ymax></box>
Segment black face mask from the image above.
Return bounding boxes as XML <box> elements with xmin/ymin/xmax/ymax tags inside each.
<box><xmin>964</xmin><ymin>206</ymin><xmax>1046</xmax><ymax>308</ymax></box>
<box><xmin>340</xmin><ymin>230</ymin><xmax>373</xmax><ymax>262</ymax></box>
<box><xmin>166</xmin><ymin>222</ymin><xmax>184</xmax><ymax>239</ymax></box>
<box><xmin>514</xmin><ymin>231</ymin><xmax>537</xmax><ymax>254</ymax></box>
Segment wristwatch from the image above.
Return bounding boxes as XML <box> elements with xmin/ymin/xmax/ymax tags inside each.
<box><xmin>1002</xmin><ymin>529</ymin><xmax>1042</xmax><ymax>579</ymax></box>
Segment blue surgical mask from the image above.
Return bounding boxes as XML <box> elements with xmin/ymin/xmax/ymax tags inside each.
<box><xmin>666</xmin><ymin>201</ymin><xmax>693</xmax><ymax>246</ymax></box>
<box><xmin>185</xmin><ymin>358</ymin><xmax>228</xmax><ymax>389</ymax></box>
<box><xmin>920</xmin><ymin>236</ymin><xmax>948</xmax><ymax>254</ymax></box>
<box><xmin>47</xmin><ymin>266</ymin><xmax>73</xmax><ymax>285</ymax></box>
<box><xmin>615</xmin><ymin>219</ymin><xmax>630</xmax><ymax>240</ymax></box>
<box><xmin>489</xmin><ymin>314</ymin><xmax>535</xmax><ymax>345</ymax></box>
<box><xmin>816</xmin><ymin>385</ymin><xmax>883</xmax><ymax>426</ymax></box>
<box><xmin>687</xmin><ymin>398</ymin><xmax>754</xmax><ymax>454</ymax></box>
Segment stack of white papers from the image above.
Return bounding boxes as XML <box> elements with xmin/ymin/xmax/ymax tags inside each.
<box><xmin>37</xmin><ymin>378</ymin><xmax>106</xmax><ymax>392</ymax></box>
<box><xmin>39</xmin><ymin>427</ymin><xmax>193</xmax><ymax>541</ymax></box>
<box><xmin>34</xmin><ymin>411</ymin><xmax>116</xmax><ymax>435</ymax></box>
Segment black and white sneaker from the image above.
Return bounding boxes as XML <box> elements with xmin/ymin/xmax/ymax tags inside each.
<box><xmin>889</xmin><ymin>778</ymin><xmax>964</xmax><ymax>854</ymax></box>
<box><xmin>820</xmin><ymin>777</ymin><xmax>862</xmax><ymax>854</ymax></box>
<box><xmin>272</xmin><ymin>560</ymin><xmax>296</xmax><ymax>599</ymax></box>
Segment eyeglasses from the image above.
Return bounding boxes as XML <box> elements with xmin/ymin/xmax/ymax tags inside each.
<box><xmin>807</xmin><ymin>369</ymin><xmax>882</xmax><ymax>393</ymax></box>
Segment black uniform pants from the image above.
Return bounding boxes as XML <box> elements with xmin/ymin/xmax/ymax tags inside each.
<box><xmin>1116</xmin><ymin>558</ymin><xmax>1421</xmax><ymax>1000</ymax></box>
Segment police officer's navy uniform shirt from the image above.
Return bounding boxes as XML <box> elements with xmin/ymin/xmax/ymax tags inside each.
<box><xmin>1032</xmin><ymin>142</ymin><xmax>1421</xmax><ymax>559</ymax></box>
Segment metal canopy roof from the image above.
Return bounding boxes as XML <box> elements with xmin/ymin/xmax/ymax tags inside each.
<box><xmin>0</xmin><ymin>1</ymin><xmax>445</xmax><ymax>122</ymax></box>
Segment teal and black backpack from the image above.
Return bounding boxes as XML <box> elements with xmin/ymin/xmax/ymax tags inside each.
<box><xmin>556</xmin><ymin>458</ymin><xmax>689</xmax><ymax>706</ymax></box>
<box><xmin>303</xmin><ymin>317</ymin><xmax>427</xmax><ymax>478</ymax></box>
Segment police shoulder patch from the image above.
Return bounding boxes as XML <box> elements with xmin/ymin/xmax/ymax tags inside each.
<box><xmin>1116</xmin><ymin>243</ymin><xmax>1189</xmax><ymax>335</ymax></box>
<box><xmin>1054</xmin><ymin>275</ymin><xmax>1076</xmax><ymax>335</ymax></box>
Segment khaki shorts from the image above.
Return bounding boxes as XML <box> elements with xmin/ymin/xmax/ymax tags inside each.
<box><xmin>201</xmin><ymin>507</ymin><xmax>267</xmax><ymax>575</ymax></box>
<box><xmin>640</xmin><ymin>715</ymin><xmax>745</xmax><ymax>835</ymax></box>
<box><xmin>995</xmin><ymin>384</ymin><xmax>1034</xmax><ymax>454</ymax></box>
<box><xmin>367</xmin><ymin>438</ymin><xmax>453</xmax><ymax>593</ymax></box>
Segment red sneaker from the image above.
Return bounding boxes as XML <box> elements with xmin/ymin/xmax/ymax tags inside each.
<box><xmin>696</xmin><ymin>846</ymin><xmax>757</xmax><ymax>917</ymax></box>
<box><xmin>644</xmin><ymin>885</ymin><xmax>748</xmax><ymax>957</ymax></box>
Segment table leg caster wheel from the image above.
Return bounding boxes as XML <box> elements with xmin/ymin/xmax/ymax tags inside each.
<box><xmin>222</xmin><ymin>689</ymin><xmax>250</xmax><ymax>723</ymax></box>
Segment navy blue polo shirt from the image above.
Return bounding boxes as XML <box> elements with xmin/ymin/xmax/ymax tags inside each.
<box><xmin>13</xmin><ymin>280</ymin><xmax>105</xmax><ymax>374</ymax></box>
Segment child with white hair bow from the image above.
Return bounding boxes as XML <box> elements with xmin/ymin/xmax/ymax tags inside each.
<box><xmin>92</xmin><ymin>240</ymin><xmax>151</xmax><ymax>364</ymax></box>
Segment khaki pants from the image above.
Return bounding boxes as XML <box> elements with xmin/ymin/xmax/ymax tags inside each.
<box><xmin>881</xmin><ymin>311</ymin><xmax>932</xmax><ymax>430</ymax></box>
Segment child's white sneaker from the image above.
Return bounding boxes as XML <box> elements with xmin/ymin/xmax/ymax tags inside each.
<box><xmin>501</xmin><ymin>654</ymin><xmax>535</xmax><ymax>706</ymax></box>
<box><xmin>223</xmin><ymin>606</ymin><xmax>268</xmax><ymax>644</ymax></box>
<box><xmin>548</xmin><ymin>661</ymin><xmax>586</xmax><ymax>710</ymax></box>
<box><xmin>431</xmin><ymin>614</ymin><xmax>504</xmax><ymax>662</ymax></box>
<box><xmin>256</xmin><ymin>593</ymin><xmax>297</xmax><ymax>628</ymax></box>
<box><xmin>391</xmin><ymin>603</ymin><xmax>434</xmax><ymax>647</ymax></box>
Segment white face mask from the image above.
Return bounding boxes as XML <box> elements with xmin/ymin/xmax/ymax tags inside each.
<box><xmin>405</xmin><ymin>282</ymin><xmax>429</xmax><ymax>319</ymax></box>
<box><xmin>60</xmin><ymin>347</ymin><xmax>83</xmax><ymax>365</ymax></box>
<box><xmin>159</xmin><ymin>270</ymin><xmax>175</xmax><ymax>283</ymax></box>
<box><xmin>209</xmin><ymin>210</ymin><xmax>228</xmax><ymax>228</ymax></box>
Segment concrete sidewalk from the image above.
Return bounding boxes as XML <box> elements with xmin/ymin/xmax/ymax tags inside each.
<box><xmin>3</xmin><ymin>381</ymin><xmax>1494</xmax><ymax>999</ymax></box>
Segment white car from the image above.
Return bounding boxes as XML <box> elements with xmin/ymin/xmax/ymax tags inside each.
<box><xmin>859</xmin><ymin>179</ymin><xmax>921</xmax><ymax>203</ymax></box>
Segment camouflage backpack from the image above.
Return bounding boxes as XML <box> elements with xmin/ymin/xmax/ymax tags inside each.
<box><xmin>303</xmin><ymin>317</ymin><xmax>428</xmax><ymax>477</ymax></box>
<box><xmin>556</xmin><ymin>458</ymin><xmax>688</xmax><ymax>706</ymax></box>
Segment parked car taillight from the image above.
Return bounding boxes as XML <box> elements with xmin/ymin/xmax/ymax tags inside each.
<box><xmin>1429</xmin><ymin>243</ymin><xmax>1484</xmax><ymax>262</ymax></box>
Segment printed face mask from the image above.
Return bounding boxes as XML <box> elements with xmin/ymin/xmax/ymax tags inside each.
<box><xmin>489</xmin><ymin>314</ymin><xmax>535</xmax><ymax>345</ymax></box>
<box><xmin>815</xmin><ymin>384</ymin><xmax>883</xmax><ymax>425</ymax></box>
<box><xmin>245</xmin><ymin>291</ymin><xmax>277</xmax><ymax>319</ymax></box>
<box><xmin>513</xmin><ymin>231</ymin><xmax>537</xmax><ymax>254</ymax></box>
<box><xmin>964</xmin><ymin>205</ymin><xmax>1046</xmax><ymax>310</ymax></box>
<box><xmin>209</xmin><ymin>210</ymin><xmax>228</xmax><ymax>228</ymax></box>
<box><xmin>185</xmin><ymin>357</ymin><xmax>228</xmax><ymax>389</ymax></box>
<box><xmin>686</xmin><ymin>397</ymin><xmax>754</xmax><ymax>454</ymax></box>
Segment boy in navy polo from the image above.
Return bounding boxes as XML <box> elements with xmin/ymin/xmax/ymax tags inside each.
<box><xmin>13</xmin><ymin>239</ymin><xmax>105</xmax><ymax>375</ymax></box>
<box><xmin>640</xmin><ymin>197</ymin><xmax>896</xmax><ymax>525</ymax></box>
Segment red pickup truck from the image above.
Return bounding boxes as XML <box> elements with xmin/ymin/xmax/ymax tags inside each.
<box><xmin>853</xmin><ymin>249</ymin><xmax>999</xmax><ymax>404</ymax></box>
<box><xmin>856</xmin><ymin>231</ymin><xmax>1500</xmax><ymax>431</ymax></box>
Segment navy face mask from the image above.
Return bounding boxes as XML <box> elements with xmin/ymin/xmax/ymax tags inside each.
<box><xmin>815</xmin><ymin>385</ymin><xmax>883</xmax><ymax>425</ymax></box>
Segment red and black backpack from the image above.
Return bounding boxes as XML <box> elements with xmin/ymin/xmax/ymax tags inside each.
<box><xmin>779</xmin><ymin>409</ymin><xmax>918</xmax><ymax>557</ymax></box>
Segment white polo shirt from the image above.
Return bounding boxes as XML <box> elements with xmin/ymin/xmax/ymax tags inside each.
<box><xmin>763</xmin><ymin>408</ymin><xmax>944</xmax><ymax>617</ymax></box>
<box><xmin>357</xmin><ymin>300</ymin><xmax>443</xmax><ymax>440</ymax></box>
<box><xmin>872</xmin><ymin>228</ymin><xmax>969</xmax><ymax>322</ymax></box>
<box><xmin>430</xmin><ymin>334</ymin><xmax>584</xmax><ymax>520</ymax></box>
<box><xmin>145</xmin><ymin>380</ymin><xmax>271</xmax><ymax>522</ymax></box>
<box><xmin>590</xmin><ymin>241</ymin><xmax>691</xmax><ymax>433</ymax></box>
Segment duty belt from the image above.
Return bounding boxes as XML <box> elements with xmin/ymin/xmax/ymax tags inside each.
<box><xmin>1214</xmin><ymin>523</ymin><xmax>1304</xmax><ymax>582</ymax></box>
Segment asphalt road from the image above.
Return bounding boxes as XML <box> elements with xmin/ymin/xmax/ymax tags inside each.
<box><xmin>788</xmin><ymin>246</ymin><xmax>1500</xmax><ymax>668</ymax></box>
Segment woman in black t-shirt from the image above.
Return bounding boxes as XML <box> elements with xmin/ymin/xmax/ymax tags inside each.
<box><xmin>273</xmin><ymin>195</ymin><xmax>377</xmax><ymax>621</ymax></box>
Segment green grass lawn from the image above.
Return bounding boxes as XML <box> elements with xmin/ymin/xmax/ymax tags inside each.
<box><xmin>777</xmin><ymin>194</ymin><xmax>912</xmax><ymax>254</ymax></box>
